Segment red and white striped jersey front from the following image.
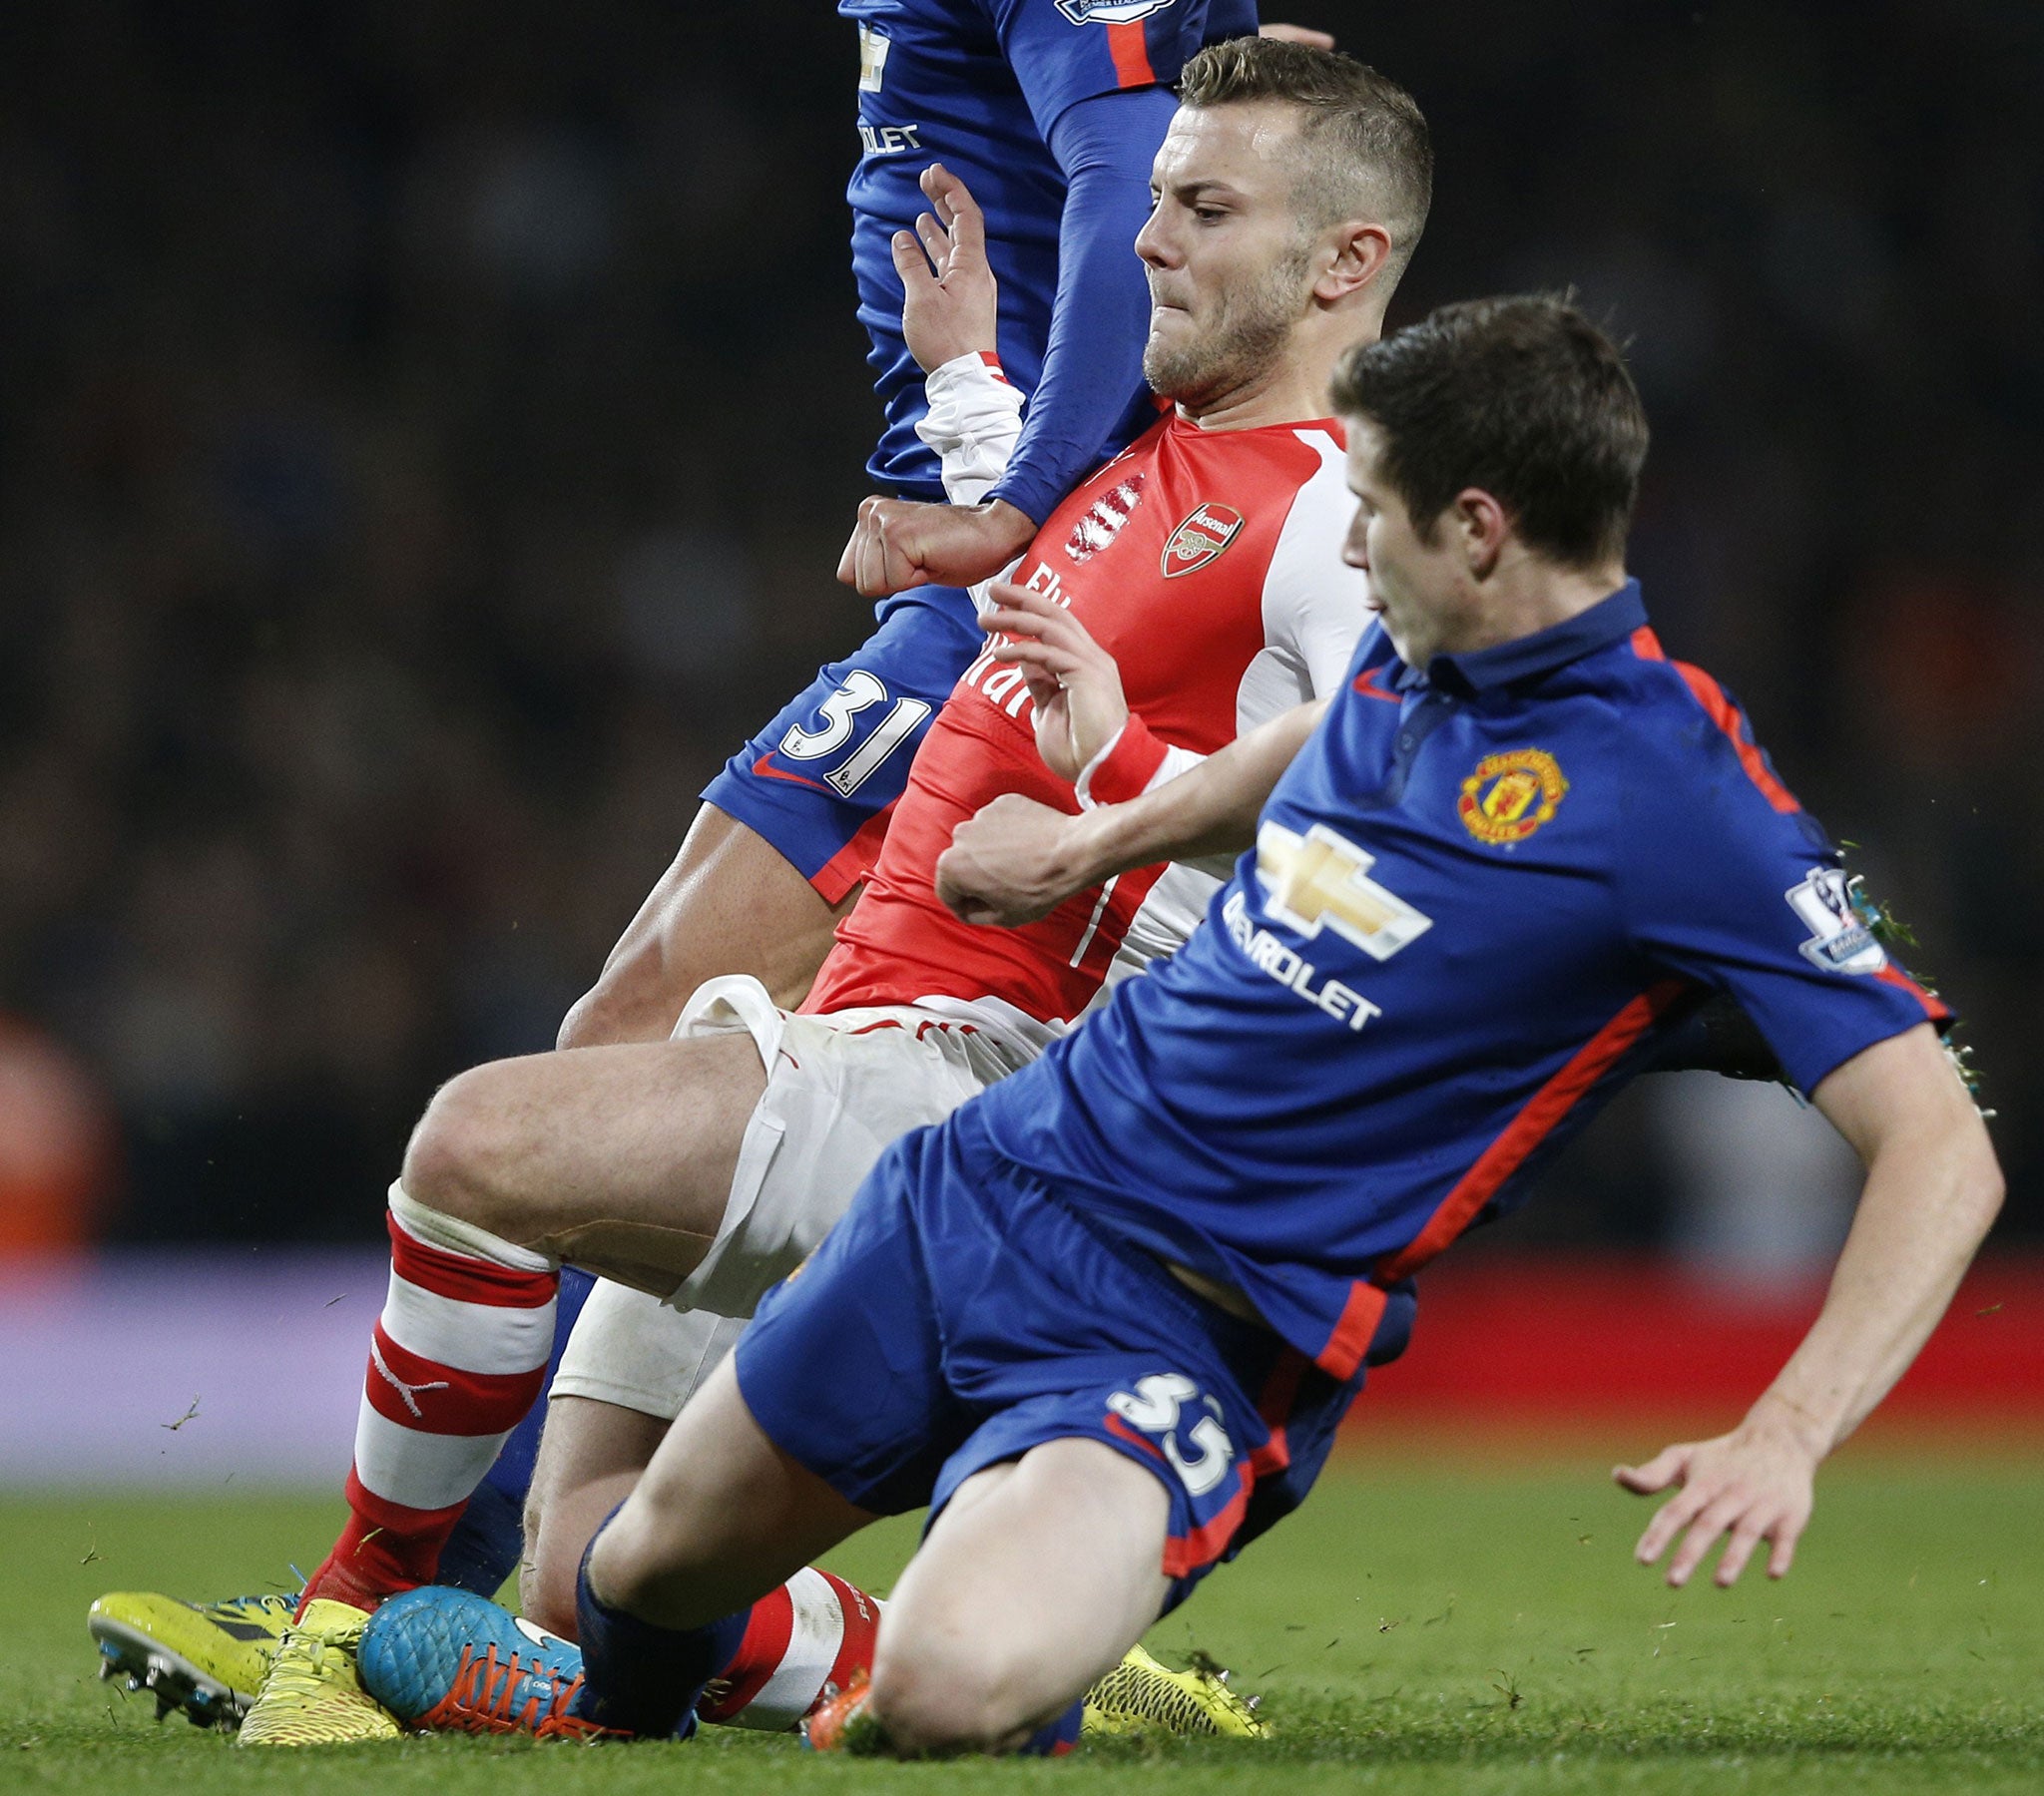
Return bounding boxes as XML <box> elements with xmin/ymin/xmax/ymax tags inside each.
<box><xmin>803</xmin><ymin>393</ymin><xmax>1372</xmax><ymax>1058</ymax></box>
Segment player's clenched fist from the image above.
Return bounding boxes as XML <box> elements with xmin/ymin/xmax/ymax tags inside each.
<box><xmin>836</xmin><ymin>494</ymin><xmax>1037</xmax><ymax>598</ymax></box>
<box><xmin>935</xmin><ymin>793</ymin><xmax>1090</xmax><ymax>929</ymax></box>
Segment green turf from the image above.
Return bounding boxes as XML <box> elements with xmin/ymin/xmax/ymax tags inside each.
<box><xmin>5</xmin><ymin>1449</ymin><xmax>2040</xmax><ymax>1793</ymax></box>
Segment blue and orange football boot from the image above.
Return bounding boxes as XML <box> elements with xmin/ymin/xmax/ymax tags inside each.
<box><xmin>356</xmin><ymin>1586</ymin><xmax>619</xmax><ymax>1740</ymax></box>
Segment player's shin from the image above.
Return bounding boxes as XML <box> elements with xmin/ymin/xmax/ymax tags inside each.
<box><xmin>435</xmin><ymin>1268</ymin><xmax>600</xmax><ymax>1599</ymax></box>
<box><xmin>570</xmin><ymin>1520</ymin><xmax>750</xmax><ymax>1738</ymax></box>
<box><xmin>303</xmin><ymin>1184</ymin><xmax>559</xmax><ymax>1613</ymax></box>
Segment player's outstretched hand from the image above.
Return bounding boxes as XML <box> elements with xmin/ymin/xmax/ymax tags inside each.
<box><xmin>836</xmin><ymin>494</ymin><xmax>1036</xmax><ymax>597</ymax></box>
<box><xmin>936</xmin><ymin>793</ymin><xmax>1088</xmax><ymax>929</ymax></box>
<box><xmin>1615</xmin><ymin>1408</ymin><xmax>1820</xmax><ymax>1588</ymax></box>
<box><xmin>1259</xmin><ymin>23</ymin><xmax>1337</xmax><ymax>49</ymax></box>
<box><xmin>979</xmin><ymin>580</ymin><xmax>1129</xmax><ymax>783</ymax></box>
<box><xmin>894</xmin><ymin>163</ymin><xmax>999</xmax><ymax>373</ymax></box>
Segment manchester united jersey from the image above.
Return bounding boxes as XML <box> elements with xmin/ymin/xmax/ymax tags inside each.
<box><xmin>960</xmin><ymin>583</ymin><xmax>1951</xmax><ymax>1377</ymax></box>
<box><xmin>803</xmin><ymin>364</ymin><xmax>1370</xmax><ymax>1060</ymax></box>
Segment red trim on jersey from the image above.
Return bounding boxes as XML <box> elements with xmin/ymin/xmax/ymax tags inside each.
<box><xmin>978</xmin><ymin>350</ymin><xmax>1010</xmax><ymax>385</ymax></box>
<box><xmin>1353</xmin><ymin>664</ymin><xmax>1402</xmax><ymax>703</ymax></box>
<box><xmin>1106</xmin><ymin>22</ymin><xmax>1156</xmax><ymax>86</ymax></box>
<box><xmin>1317</xmin><ymin>1280</ymin><xmax>1389</xmax><ymax>1383</ymax></box>
<box><xmin>695</xmin><ymin>1584</ymin><xmax>793</xmax><ymax>1723</ymax></box>
<box><xmin>1631</xmin><ymin>626</ymin><xmax>1799</xmax><ymax>815</ymax></box>
<box><xmin>1875</xmin><ymin>961</ymin><xmax>1952</xmax><ymax>1024</ymax></box>
<box><xmin>363</xmin><ymin>1324</ymin><xmax>547</xmax><ymax>1434</ymax></box>
<box><xmin>1370</xmin><ymin>980</ymin><xmax>1692</xmax><ymax>1293</ymax></box>
<box><xmin>811</xmin><ymin>801</ymin><xmax>895</xmax><ymax>905</ymax></box>
<box><xmin>1084</xmin><ymin>715</ymin><xmax>1170</xmax><ymax>806</ymax></box>
<box><xmin>386</xmin><ymin>1213</ymin><xmax>558</xmax><ymax>1309</ymax></box>
<box><xmin>1162</xmin><ymin>1479</ymin><xmax>1254</xmax><ymax>1579</ymax></box>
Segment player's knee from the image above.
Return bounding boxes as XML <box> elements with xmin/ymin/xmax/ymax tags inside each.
<box><xmin>583</xmin><ymin>1499</ymin><xmax>685</xmax><ymax>1616</ymax></box>
<box><xmin>866</xmin><ymin>1633</ymin><xmax>1028</xmax><ymax>1755</ymax></box>
<box><xmin>400</xmin><ymin>1070</ymin><xmax>521</xmax><ymax>1231</ymax></box>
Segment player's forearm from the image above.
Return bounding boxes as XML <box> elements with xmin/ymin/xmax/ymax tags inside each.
<box><xmin>1063</xmin><ymin>699</ymin><xmax>1326</xmax><ymax>887</ymax></box>
<box><xmin>990</xmin><ymin>88</ymin><xmax>1175</xmax><ymax>525</ymax></box>
<box><xmin>1754</xmin><ymin>1078</ymin><xmax>2001</xmax><ymax>1458</ymax></box>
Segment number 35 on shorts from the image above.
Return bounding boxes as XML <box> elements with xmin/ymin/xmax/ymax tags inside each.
<box><xmin>778</xmin><ymin>672</ymin><xmax>933</xmax><ymax>798</ymax></box>
<box><xmin>1107</xmin><ymin>1373</ymin><xmax>1236</xmax><ymax>1498</ymax></box>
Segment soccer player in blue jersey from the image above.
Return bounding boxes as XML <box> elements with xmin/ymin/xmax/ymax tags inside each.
<box><xmin>571</xmin><ymin>0</ymin><xmax>1276</xmax><ymax>1043</ymax></box>
<box><xmin>355</xmin><ymin>294</ymin><xmax>2000</xmax><ymax>1755</ymax></box>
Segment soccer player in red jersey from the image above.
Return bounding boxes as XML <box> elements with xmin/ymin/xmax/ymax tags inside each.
<box><xmin>205</xmin><ymin>41</ymin><xmax>1432</xmax><ymax>1745</ymax></box>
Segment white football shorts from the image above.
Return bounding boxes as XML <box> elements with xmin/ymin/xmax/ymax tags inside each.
<box><xmin>550</xmin><ymin>973</ymin><xmax>1028</xmax><ymax>1420</ymax></box>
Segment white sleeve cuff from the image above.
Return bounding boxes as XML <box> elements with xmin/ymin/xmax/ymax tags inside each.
<box><xmin>914</xmin><ymin>352</ymin><xmax>1024</xmax><ymax>505</ymax></box>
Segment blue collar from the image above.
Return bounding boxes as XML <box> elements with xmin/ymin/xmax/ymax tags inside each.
<box><xmin>1397</xmin><ymin>579</ymin><xmax>1647</xmax><ymax>695</ymax></box>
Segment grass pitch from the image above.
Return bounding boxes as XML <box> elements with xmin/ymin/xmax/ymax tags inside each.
<box><xmin>4</xmin><ymin>1441</ymin><xmax>2039</xmax><ymax>1794</ymax></box>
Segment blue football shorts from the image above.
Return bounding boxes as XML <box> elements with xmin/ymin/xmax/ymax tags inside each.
<box><xmin>703</xmin><ymin>591</ymin><xmax>983</xmax><ymax>903</ymax></box>
<box><xmin>734</xmin><ymin>1111</ymin><xmax>1417</xmax><ymax>1609</ymax></box>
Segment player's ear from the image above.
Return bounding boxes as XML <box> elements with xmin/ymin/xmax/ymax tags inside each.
<box><xmin>1312</xmin><ymin>222</ymin><xmax>1392</xmax><ymax>304</ymax></box>
<box><xmin>1454</xmin><ymin>487</ymin><xmax>1510</xmax><ymax>579</ymax></box>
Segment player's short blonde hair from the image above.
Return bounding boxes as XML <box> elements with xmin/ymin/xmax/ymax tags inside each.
<box><xmin>1178</xmin><ymin>37</ymin><xmax>1432</xmax><ymax>284</ymax></box>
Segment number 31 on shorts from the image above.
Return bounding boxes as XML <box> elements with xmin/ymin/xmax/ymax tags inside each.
<box><xmin>779</xmin><ymin>672</ymin><xmax>933</xmax><ymax>798</ymax></box>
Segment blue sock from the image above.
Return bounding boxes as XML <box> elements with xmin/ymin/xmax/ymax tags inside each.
<box><xmin>437</xmin><ymin>1267</ymin><xmax>597</xmax><ymax>1597</ymax></box>
<box><xmin>569</xmin><ymin>1518</ymin><xmax>749</xmax><ymax>1738</ymax></box>
<box><xmin>1020</xmin><ymin>1700</ymin><xmax>1085</xmax><ymax>1757</ymax></box>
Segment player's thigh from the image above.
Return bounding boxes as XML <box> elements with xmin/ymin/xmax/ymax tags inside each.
<box><xmin>871</xmin><ymin>1438</ymin><xmax>1172</xmax><ymax>1747</ymax></box>
<box><xmin>402</xmin><ymin>1034</ymin><xmax>766</xmax><ymax>1267</ymax></box>
<box><xmin>588</xmin><ymin>1351</ymin><xmax>875</xmax><ymax>1630</ymax></box>
<box><xmin>562</xmin><ymin>805</ymin><xmax>855</xmax><ymax>1047</ymax></box>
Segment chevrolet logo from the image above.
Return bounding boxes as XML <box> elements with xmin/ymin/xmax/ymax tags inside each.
<box><xmin>1256</xmin><ymin>822</ymin><xmax>1432</xmax><ymax>960</ymax></box>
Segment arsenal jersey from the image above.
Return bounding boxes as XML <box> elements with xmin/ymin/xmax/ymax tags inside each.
<box><xmin>803</xmin><ymin>374</ymin><xmax>1370</xmax><ymax>1059</ymax></box>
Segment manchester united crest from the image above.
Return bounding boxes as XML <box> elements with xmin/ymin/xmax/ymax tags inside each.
<box><xmin>1160</xmin><ymin>502</ymin><xmax>1244</xmax><ymax>578</ymax></box>
<box><xmin>1458</xmin><ymin>748</ymin><xmax>1569</xmax><ymax>845</ymax></box>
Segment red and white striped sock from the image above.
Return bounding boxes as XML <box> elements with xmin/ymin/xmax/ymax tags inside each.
<box><xmin>697</xmin><ymin>1568</ymin><xmax>883</xmax><ymax>1732</ymax></box>
<box><xmin>301</xmin><ymin>1185</ymin><xmax>557</xmax><ymax>1615</ymax></box>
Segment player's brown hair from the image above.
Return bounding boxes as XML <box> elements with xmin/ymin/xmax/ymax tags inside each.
<box><xmin>1178</xmin><ymin>37</ymin><xmax>1431</xmax><ymax>283</ymax></box>
<box><xmin>1329</xmin><ymin>294</ymin><xmax>1651</xmax><ymax>570</ymax></box>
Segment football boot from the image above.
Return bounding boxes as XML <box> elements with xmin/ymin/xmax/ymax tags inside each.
<box><xmin>799</xmin><ymin>1667</ymin><xmax>885</xmax><ymax>1753</ymax></box>
<box><xmin>88</xmin><ymin>1590</ymin><xmax>296</xmax><ymax>1727</ymax></box>
<box><xmin>237</xmin><ymin>1599</ymin><xmax>401</xmax><ymax>1746</ymax></box>
<box><xmin>1082</xmin><ymin>1642</ymin><xmax>1268</xmax><ymax>1739</ymax></box>
<box><xmin>356</xmin><ymin>1586</ymin><xmax>618</xmax><ymax>1739</ymax></box>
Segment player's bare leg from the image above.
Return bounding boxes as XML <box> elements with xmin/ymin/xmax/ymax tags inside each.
<box><xmin>864</xmin><ymin>1440</ymin><xmax>1171</xmax><ymax>1755</ymax></box>
<box><xmin>559</xmin><ymin>804</ymin><xmax>857</xmax><ymax>1048</ymax></box>
<box><xmin>520</xmin><ymin>1396</ymin><xmax>671</xmax><ymax>1636</ymax></box>
<box><xmin>587</xmin><ymin>1356</ymin><xmax>874</xmax><ymax>1632</ymax></box>
<box><xmin>399</xmin><ymin>1033</ymin><xmax>765</xmax><ymax>1290</ymax></box>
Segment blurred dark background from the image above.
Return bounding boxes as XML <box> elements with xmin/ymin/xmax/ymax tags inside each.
<box><xmin>0</xmin><ymin>0</ymin><xmax>2035</xmax><ymax>1260</ymax></box>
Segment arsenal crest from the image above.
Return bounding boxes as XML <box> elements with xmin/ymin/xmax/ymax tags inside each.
<box><xmin>1160</xmin><ymin>503</ymin><xmax>1244</xmax><ymax>579</ymax></box>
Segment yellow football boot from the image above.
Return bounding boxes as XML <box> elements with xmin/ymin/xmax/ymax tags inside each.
<box><xmin>237</xmin><ymin>1599</ymin><xmax>401</xmax><ymax>1746</ymax></box>
<box><xmin>1082</xmin><ymin>1642</ymin><xmax>1268</xmax><ymax>1739</ymax></box>
<box><xmin>89</xmin><ymin>1590</ymin><xmax>297</xmax><ymax>1727</ymax></box>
